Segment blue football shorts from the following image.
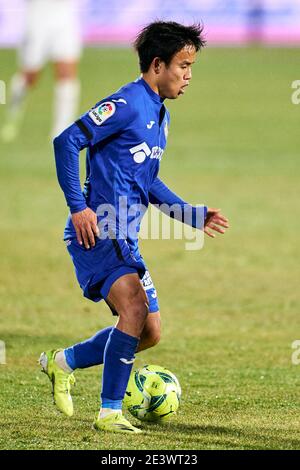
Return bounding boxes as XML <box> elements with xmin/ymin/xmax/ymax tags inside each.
<box><xmin>66</xmin><ymin>237</ymin><xmax>159</xmax><ymax>314</ymax></box>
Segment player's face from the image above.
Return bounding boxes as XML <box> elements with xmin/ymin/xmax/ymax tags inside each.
<box><xmin>158</xmin><ymin>45</ymin><xmax>197</xmax><ymax>99</ymax></box>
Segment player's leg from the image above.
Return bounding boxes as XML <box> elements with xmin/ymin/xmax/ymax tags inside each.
<box><xmin>137</xmin><ymin>268</ymin><xmax>161</xmax><ymax>350</ymax></box>
<box><xmin>138</xmin><ymin>311</ymin><xmax>161</xmax><ymax>351</ymax></box>
<box><xmin>39</xmin><ymin>240</ymin><xmax>155</xmax><ymax>423</ymax></box>
<box><xmin>39</xmin><ymin>311</ymin><xmax>160</xmax><ymax>419</ymax></box>
<box><xmin>62</xmin><ymin>267</ymin><xmax>160</xmax><ymax>370</ymax></box>
<box><xmin>51</xmin><ymin>61</ymin><xmax>80</xmax><ymax>138</ymax></box>
<box><xmin>94</xmin><ymin>272</ymin><xmax>150</xmax><ymax>433</ymax></box>
<box><xmin>63</xmin><ymin>311</ymin><xmax>160</xmax><ymax>370</ymax></box>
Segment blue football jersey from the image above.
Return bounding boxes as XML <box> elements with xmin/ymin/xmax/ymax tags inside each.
<box><xmin>55</xmin><ymin>77</ymin><xmax>170</xmax><ymax>252</ymax></box>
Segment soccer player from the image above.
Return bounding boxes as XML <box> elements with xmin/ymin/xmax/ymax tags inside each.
<box><xmin>1</xmin><ymin>0</ymin><xmax>81</xmax><ymax>142</ymax></box>
<box><xmin>39</xmin><ymin>21</ymin><xmax>229</xmax><ymax>434</ymax></box>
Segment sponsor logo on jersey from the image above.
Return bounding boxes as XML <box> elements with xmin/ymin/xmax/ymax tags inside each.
<box><xmin>150</xmin><ymin>146</ymin><xmax>164</xmax><ymax>161</ymax></box>
<box><xmin>129</xmin><ymin>142</ymin><xmax>164</xmax><ymax>164</ymax></box>
<box><xmin>129</xmin><ymin>142</ymin><xmax>151</xmax><ymax>163</ymax></box>
<box><xmin>89</xmin><ymin>101</ymin><xmax>116</xmax><ymax>126</ymax></box>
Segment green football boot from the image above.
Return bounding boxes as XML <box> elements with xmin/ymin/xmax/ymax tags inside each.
<box><xmin>93</xmin><ymin>412</ymin><xmax>142</xmax><ymax>434</ymax></box>
<box><xmin>39</xmin><ymin>349</ymin><xmax>75</xmax><ymax>417</ymax></box>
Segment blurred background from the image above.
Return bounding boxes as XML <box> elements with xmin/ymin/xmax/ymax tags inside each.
<box><xmin>1</xmin><ymin>0</ymin><xmax>300</xmax><ymax>46</ymax></box>
<box><xmin>0</xmin><ymin>0</ymin><xmax>300</xmax><ymax>450</ymax></box>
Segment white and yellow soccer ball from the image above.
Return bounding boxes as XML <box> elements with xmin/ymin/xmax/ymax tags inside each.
<box><xmin>124</xmin><ymin>364</ymin><xmax>181</xmax><ymax>422</ymax></box>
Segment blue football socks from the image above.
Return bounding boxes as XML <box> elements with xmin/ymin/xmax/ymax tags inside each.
<box><xmin>64</xmin><ymin>326</ymin><xmax>113</xmax><ymax>370</ymax></box>
<box><xmin>101</xmin><ymin>328</ymin><xmax>139</xmax><ymax>409</ymax></box>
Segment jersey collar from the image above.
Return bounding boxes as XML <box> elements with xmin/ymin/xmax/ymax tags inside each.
<box><xmin>138</xmin><ymin>77</ymin><xmax>165</xmax><ymax>104</ymax></box>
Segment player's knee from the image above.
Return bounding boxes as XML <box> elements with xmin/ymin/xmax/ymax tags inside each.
<box><xmin>121</xmin><ymin>289</ymin><xmax>149</xmax><ymax>326</ymax></box>
<box><xmin>130</xmin><ymin>296</ymin><xmax>149</xmax><ymax>325</ymax></box>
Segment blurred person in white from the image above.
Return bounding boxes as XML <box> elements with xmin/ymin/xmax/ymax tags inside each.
<box><xmin>1</xmin><ymin>0</ymin><xmax>82</xmax><ymax>142</ymax></box>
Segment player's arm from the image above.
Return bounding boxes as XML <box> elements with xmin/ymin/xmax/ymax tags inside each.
<box><xmin>149</xmin><ymin>177</ymin><xmax>229</xmax><ymax>237</ymax></box>
<box><xmin>53</xmin><ymin>122</ymin><xmax>99</xmax><ymax>248</ymax></box>
<box><xmin>149</xmin><ymin>177</ymin><xmax>207</xmax><ymax>229</ymax></box>
<box><xmin>54</xmin><ymin>97</ymin><xmax>134</xmax><ymax>248</ymax></box>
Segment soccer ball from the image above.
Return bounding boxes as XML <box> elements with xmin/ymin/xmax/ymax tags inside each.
<box><xmin>124</xmin><ymin>364</ymin><xmax>181</xmax><ymax>422</ymax></box>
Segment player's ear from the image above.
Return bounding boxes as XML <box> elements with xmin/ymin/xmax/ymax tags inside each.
<box><xmin>153</xmin><ymin>57</ymin><xmax>162</xmax><ymax>74</ymax></box>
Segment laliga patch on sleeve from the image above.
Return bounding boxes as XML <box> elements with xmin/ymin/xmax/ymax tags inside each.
<box><xmin>88</xmin><ymin>101</ymin><xmax>116</xmax><ymax>126</ymax></box>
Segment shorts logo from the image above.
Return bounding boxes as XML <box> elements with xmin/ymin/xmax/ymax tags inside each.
<box><xmin>142</xmin><ymin>270</ymin><xmax>154</xmax><ymax>291</ymax></box>
<box><xmin>89</xmin><ymin>101</ymin><xmax>116</xmax><ymax>126</ymax></box>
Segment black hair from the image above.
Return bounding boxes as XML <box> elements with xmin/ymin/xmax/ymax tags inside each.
<box><xmin>134</xmin><ymin>21</ymin><xmax>206</xmax><ymax>73</ymax></box>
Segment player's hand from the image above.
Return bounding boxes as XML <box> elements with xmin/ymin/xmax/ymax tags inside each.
<box><xmin>204</xmin><ymin>208</ymin><xmax>229</xmax><ymax>238</ymax></box>
<box><xmin>71</xmin><ymin>208</ymin><xmax>100</xmax><ymax>249</ymax></box>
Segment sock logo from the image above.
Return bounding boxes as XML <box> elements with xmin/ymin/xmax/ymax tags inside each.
<box><xmin>120</xmin><ymin>357</ymin><xmax>135</xmax><ymax>365</ymax></box>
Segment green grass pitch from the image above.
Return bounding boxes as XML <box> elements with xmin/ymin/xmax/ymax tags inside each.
<box><xmin>0</xmin><ymin>47</ymin><xmax>300</xmax><ymax>450</ymax></box>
